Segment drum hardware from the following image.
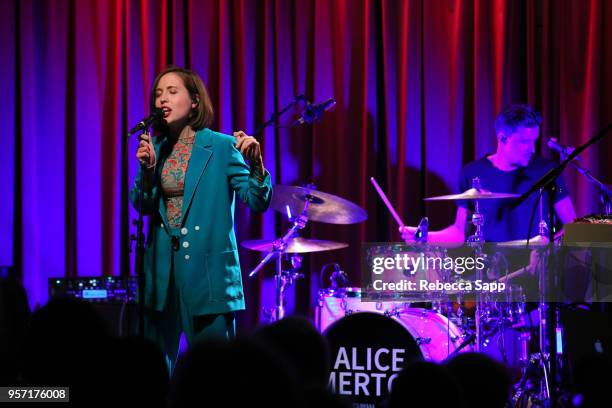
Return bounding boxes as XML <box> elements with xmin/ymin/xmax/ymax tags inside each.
<box><xmin>281</xmin><ymin>269</ymin><xmax>305</xmax><ymax>289</ymax></box>
<box><xmin>375</xmin><ymin>302</ymin><xmax>386</xmax><ymax>311</ymax></box>
<box><xmin>423</xmin><ymin>177</ymin><xmax>523</xmax><ymax>353</ymax></box>
<box><xmin>245</xmin><ymin>184</ymin><xmax>366</xmax><ymax>322</ymax></box>
<box><xmin>245</xmin><ymin>191</ymin><xmax>312</xmax><ymax>321</ymax></box>
<box><xmin>383</xmin><ymin>308</ymin><xmax>403</xmax><ymax>318</ymax></box>
<box><xmin>289</xmin><ymin>253</ymin><xmax>302</xmax><ymax>269</ymax></box>
<box><xmin>448</xmin><ymin>333</ymin><xmax>476</xmax><ymax>359</ymax></box>
<box><xmin>455</xmin><ymin>294</ymin><xmax>465</xmax><ymax>320</ymax></box>
<box><xmin>468</xmin><ymin>178</ymin><xmax>487</xmax><ymax>353</ymax></box>
<box><xmin>494</xmin><ymin>239</ymin><xmax>553</xmax><ymax>405</ymax></box>
<box><xmin>466</xmin><ymin>178</ymin><xmax>486</xmax><ymax>244</ymax></box>
<box><xmin>537</xmin><ymin>255</ymin><xmax>553</xmax><ymax>403</ymax></box>
<box><xmin>329</xmin><ymin>268</ymin><xmax>350</xmax><ymax>290</ymax></box>
<box><xmin>538</xmin><ymin>188</ymin><xmax>549</xmax><ymax>238</ymax></box>
<box><xmin>511</xmin><ymin>352</ymin><xmax>552</xmax><ymax>406</ymax></box>
<box><xmin>449</xmin><ymin>184</ymin><xmax>538</xmax><ymax>368</ymax></box>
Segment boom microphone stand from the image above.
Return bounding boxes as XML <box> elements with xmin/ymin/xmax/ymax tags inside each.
<box><xmin>252</xmin><ymin>94</ymin><xmax>307</xmax><ymax>135</ymax></box>
<box><xmin>514</xmin><ymin>120</ymin><xmax>612</xmax><ymax>406</ymax></box>
<box><xmin>127</xmin><ymin>126</ymin><xmax>154</xmax><ymax>338</ymax></box>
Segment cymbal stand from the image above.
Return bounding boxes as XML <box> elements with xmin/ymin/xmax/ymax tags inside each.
<box><xmin>510</xmin><ymin>250</ymin><xmax>551</xmax><ymax>406</ymax></box>
<box><xmin>538</xmin><ymin>188</ymin><xmax>549</xmax><ymax>238</ymax></box>
<box><xmin>537</xmin><ymin>188</ymin><xmax>552</xmax><ymax>402</ymax></box>
<box><xmin>512</xmin><ymin>189</ymin><xmax>553</xmax><ymax>405</ymax></box>
<box><xmin>537</xmin><ymin>253</ymin><xmax>552</xmax><ymax>402</ymax></box>
<box><xmin>248</xmin><ymin>200</ymin><xmax>310</xmax><ymax>321</ymax></box>
<box><xmin>467</xmin><ymin>177</ymin><xmax>485</xmax><ymax>352</ymax></box>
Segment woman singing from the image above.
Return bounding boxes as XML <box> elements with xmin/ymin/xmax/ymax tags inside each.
<box><xmin>130</xmin><ymin>66</ymin><xmax>272</xmax><ymax>369</ymax></box>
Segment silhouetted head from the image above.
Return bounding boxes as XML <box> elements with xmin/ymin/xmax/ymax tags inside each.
<box><xmin>445</xmin><ymin>352</ymin><xmax>512</xmax><ymax>408</ymax></box>
<box><xmin>254</xmin><ymin>316</ymin><xmax>330</xmax><ymax>388</ymax></box>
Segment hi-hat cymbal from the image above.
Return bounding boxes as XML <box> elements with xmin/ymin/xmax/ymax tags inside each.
<box><xmin>424</xmin><ymin>188</ymin><xmax>520</xmax><ymax>201</ymax></box>
<box><xmin>498</xmin><ymin>235</ymin><xmax>550</xmax><ymax>247</ymax></box>
<box><xmin>271</xmin><ymin>185</ymin><xmax>367</xmax><ymax>224</ymax></box>
<box><xmin>241</xmin><ymin>237</ymin><xmax>349</xmax><ymax>253</ymax></box>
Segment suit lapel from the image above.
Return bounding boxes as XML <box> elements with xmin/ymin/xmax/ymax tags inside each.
<box><xmin>181</xmin><ymin>128</ymin><xmax>213</xmax><ymax>226</ymax></box>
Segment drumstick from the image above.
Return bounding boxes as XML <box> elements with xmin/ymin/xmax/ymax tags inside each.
<box><xmin>497</xmin><ymin>267</ymin><xmax>529</xmax><ymax>283</ymax></box>
<box><xmin>369</xmin><ymin>177</ymin><xmax>405</xmax><ymax>228</ymax></box>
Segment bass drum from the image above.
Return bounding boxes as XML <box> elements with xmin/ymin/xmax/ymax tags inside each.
<box><xmin>324</xmin><ymin>309</ymin><xmax>470</xmax><ymax>407</ymax></box>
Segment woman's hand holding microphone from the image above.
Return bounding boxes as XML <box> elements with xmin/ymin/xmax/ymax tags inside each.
<box><xmin>136</xmin><ymin>132</ymin><xmax>156</xmax><ymax>171</ymax></box>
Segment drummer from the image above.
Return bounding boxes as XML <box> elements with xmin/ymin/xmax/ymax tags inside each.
<box><xmin>401</xmin><ymin>104</ymin><xmax>576</xmax><ymax>246</ymax></box>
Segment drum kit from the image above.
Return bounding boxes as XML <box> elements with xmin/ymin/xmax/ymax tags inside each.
<box><xmin>241</xmin><ymin>178</ymin><xmax>554</xmax><ymax>406</ymax></box>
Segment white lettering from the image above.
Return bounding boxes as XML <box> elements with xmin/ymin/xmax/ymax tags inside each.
<box><xmin>339</xmin><ymin>372</ymin><xmax>351</xmax><ymax>395</ymax></box>
<box><xmin>373</xmin><ymin>279</ymin><xmax>382</xmax><ymax>290</ymax></box>
<box><xmin>388</xmin><ymin>372</ymin><xmax>399</xmax><ymax>392</ymax></box>
<box><xmin>328</xmin><ymin>371</ymin><xmax>336</xmax><ymax>392</ymax></box>
<box><xmin>352</xmin><ymin>347</ymin><xmax>364</xmax><ymax>370</ymax></box>
<box><xmin>371</xmin><ymin>373</ymin><xmax>385</xmax><ymax>396</ymax></box>
<box><xmin>391</xmin><ymin>348</ymin><xmax>405</xmax><ymax>371</ymax></box>
<box><xmin>334</xmin><ymin>347</ymin><xmax>350</xmax><ymax>370</ymax></box>
<box><xmin>354</xmin><ymin>372</ymin><xmax>370</xmax><ymax>396</ymax></box>
<box><xmin>372</xmin><ymin>257</ymin><xmax>385</xmax><ymax>274</ymax></box>
<box><xmin>410</xmin><ymin>256</ymin><xmax>422</xmax><ymax>274</ymax></box>
<box><xmin>374</xmin><ymin>348</ymin><xmax>390</xmax><ymax>371</ymax></box>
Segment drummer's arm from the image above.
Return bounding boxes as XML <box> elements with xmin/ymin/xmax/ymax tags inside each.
<box><xmin>496</xmin><ymin>249</ymin><xmax>542</xmax><ymax>282</ymax></box>
<box><xmin>497</xmin><ymin>198</ymin><xmax>576</xmax><ymax>282</ymax></box>
<box><xmin>401</xmin><ymin>207</ymin><xmax>467</xmax><ymax>243</ymax></box>
<box><xmin>554</xmin><ymin>196</ymin><xmax>577</xmax><ymax>226</ymax></box>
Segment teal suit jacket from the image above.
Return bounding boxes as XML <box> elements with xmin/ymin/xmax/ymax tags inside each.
<box><xmin>130</xmin><ymin>128</ymin><xmax>272</xmax><ymax>316</ymax></box>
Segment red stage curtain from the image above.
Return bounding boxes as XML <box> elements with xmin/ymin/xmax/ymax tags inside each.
<box><xmin>1</xmin><ymin>0</ymin><xmax>611</xmax><ymax>332</ymax></box>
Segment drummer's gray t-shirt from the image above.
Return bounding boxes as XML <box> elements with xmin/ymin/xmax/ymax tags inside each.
<box><xmin>457</xmin><ymin>155</ymin><xmax>569</xmax><ymax>242</ymax></box>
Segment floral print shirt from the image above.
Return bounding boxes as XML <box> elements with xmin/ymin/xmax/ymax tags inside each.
<box><xmin>160</xmin><ymin>133</ymin><xmax>195</xmax><ymax>227</ymax></box>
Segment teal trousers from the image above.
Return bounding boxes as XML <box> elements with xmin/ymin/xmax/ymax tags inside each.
<box><xmin>145</xmin><ymin>249</ymin><xmax>235</xmax><ymax>372</ymax></box>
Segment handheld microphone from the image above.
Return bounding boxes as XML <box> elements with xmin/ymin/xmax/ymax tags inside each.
<box><xmin>128</xmin><ymin>108</ymin><xmax>165</xmax><ymax>136</ymax></box>
<box><xmin>293</xmin><ymin>98</ymin><xmax>336</xmax><ymax>125</ymax></box>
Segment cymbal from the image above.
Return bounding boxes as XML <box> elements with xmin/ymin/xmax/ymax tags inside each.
<box><xmin>498</xmin><ymin>235</ymin><xmax>550</xmax><ymax>247</ymax></box>
<box><xmin>271</xmin><ymin>185</ymin><xmax>367</xmax><ymax>224</ymax></box>
<box><xmin>424</xmin><ymin>188</ymin><xmax>520</xmax><ymax>201</ymax></box>
<box><xmin>241</xmin><ymin>237</ymin><xmax>349</xmax><ymax>253</ymax></box>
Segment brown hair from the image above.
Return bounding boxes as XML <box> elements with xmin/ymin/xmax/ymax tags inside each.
<box><xmin>495</xmin><ymin>104</ymin><xmax>542</xmax><ymax>136</ymax></box>
<box><xmin>149</xmin><ymin>66</ymin><xmax>214</xmax><ymax>133</ymax></box>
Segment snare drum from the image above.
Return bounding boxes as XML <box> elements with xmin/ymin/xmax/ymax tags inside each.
<box><xmin>324</xmin><ymin>309</ymin><xmax>469</xmax><ymax>406</ymax></box>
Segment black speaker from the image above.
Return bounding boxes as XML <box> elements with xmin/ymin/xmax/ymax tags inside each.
<box><xmin>91</xmin><ymin>302</ymin><xmax>139</xmax><ymax>337</ymax></box>
<box><xmin>48</xmin><ymin>277</ymin><xmax>139</xmax><ymax>337</ymax></box>
<box><xmin>560</xmin><ymin>306</ymin><xmax>612</xmax><ymax>369</ymax></box>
